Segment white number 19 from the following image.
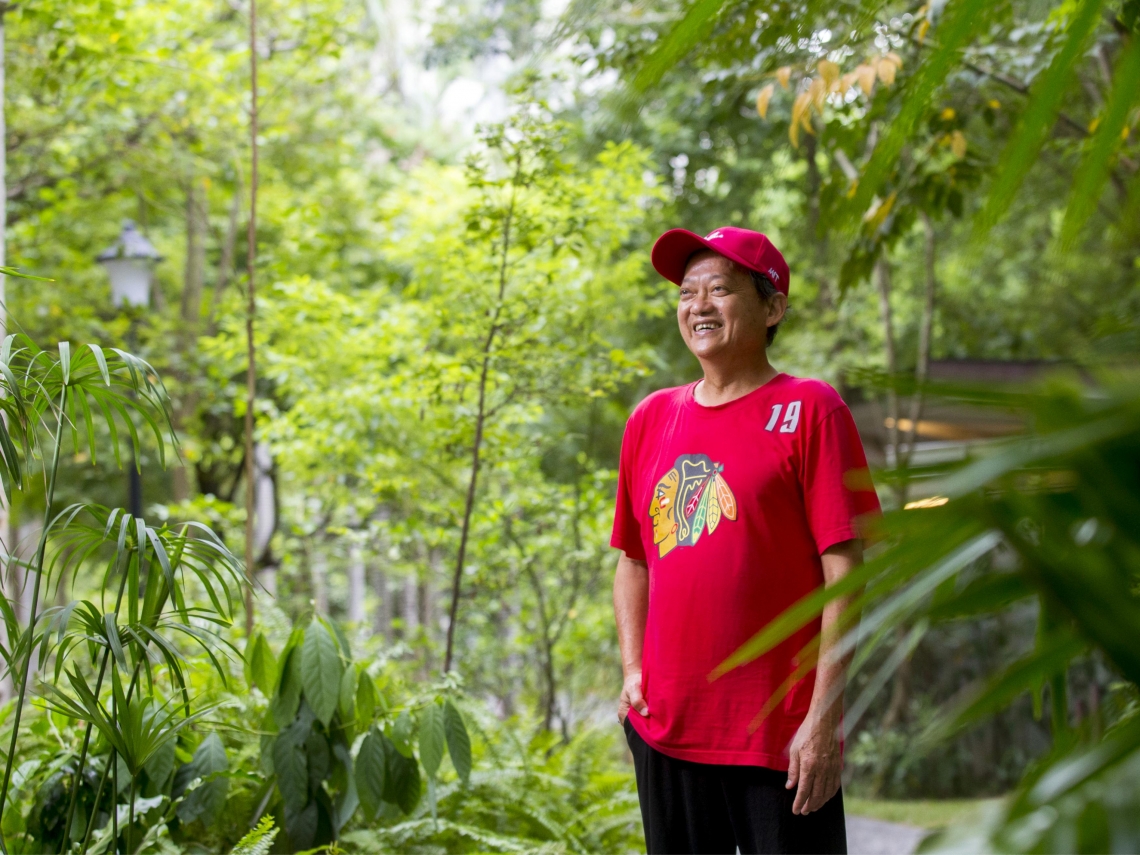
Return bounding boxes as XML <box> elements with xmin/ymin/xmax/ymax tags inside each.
<box><xmin>764</xmin><ymin>401</ymin><xmax>802</xmax><ymax>433</ymax></box>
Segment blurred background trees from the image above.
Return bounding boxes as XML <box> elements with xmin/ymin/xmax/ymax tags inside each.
<box><xmin>0</xmin><ymin>0</ymin><xmax>1138</xmax><ymax>851</ymax></box>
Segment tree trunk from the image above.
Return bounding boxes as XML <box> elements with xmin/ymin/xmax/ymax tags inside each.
<box><xmin>442</xmin><ymin>177</ymin><xmax>518</xmax><ymax>673</ymax></box>
<box><xmin>372</xmin><ymin>566</ymin><xmax>390</xmax><ymax>640</ymax></box>
<box><xmin>243</xmin><ymin>0</ymin><xmax>259</xmax><ymax>636</ymax></box>
<box><xmin>0</xmin><ymin>7</ymin><xmax>9</xmax><ymax>704</ymax></box>
<box><xmin>348</xmin><ymin>542</ymin><xmax>366</xmax><ymax>625</ymax></box>
<box><xmin>402</xmin><ymin>574</ymin><xmax>418</xmax><ymax>638</ymax></box>
<box><xmin>311</xmin><ymin>550</ymin><xmax>328</xmax><ymax>616</ymax></box>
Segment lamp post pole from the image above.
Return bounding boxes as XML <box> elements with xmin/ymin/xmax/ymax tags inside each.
<box><xmin>97</xmin><ymin>221</ymin><xmax>161</xmax><ymax>518</ymax></box>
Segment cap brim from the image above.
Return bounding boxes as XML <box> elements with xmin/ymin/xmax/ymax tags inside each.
<box><xmin>650</xmin><ymin>229</ymin><xmax>718</xmax><ymax>286</ymax></box>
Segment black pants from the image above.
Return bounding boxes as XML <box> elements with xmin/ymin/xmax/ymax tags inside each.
<box><xmin>624</xmin><ymin>717</ymin><xmax>847</xmax><ymax>855</ymax></box>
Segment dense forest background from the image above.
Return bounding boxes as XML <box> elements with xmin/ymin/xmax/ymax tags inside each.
<box><xmin>0</xmin><ymin>0</ymin><xmax>1138</xmax><ymax>851</ymax></box>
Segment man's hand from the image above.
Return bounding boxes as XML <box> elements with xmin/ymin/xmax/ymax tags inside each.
<box><xmin>786</xmin><ymin>711</ymin><xmax>843</xmax><ymax>814</ymax></box>
<box><xmin>618</xmin><ymin>671</ymin><xmax>648</xmax><ymax>724</ymax></box>
<box><xmin>614</xmin><ymin>553</ymin><xmax>649</xmax><ymax>725</ymax></box>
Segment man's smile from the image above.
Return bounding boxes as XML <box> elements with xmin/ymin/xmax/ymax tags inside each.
<box><xmin>693</xmin><ymin>320</ymin><xmax>723</xmax><ymax>334</ymax></box>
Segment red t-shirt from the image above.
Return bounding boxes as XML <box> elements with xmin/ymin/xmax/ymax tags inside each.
<box><xmin>611</xmin><ymin>373</ymin><xmax>880</xmax><ymax>769</ymax></box>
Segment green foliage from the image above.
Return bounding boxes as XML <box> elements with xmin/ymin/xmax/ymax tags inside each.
<box><xmin>342</xmin><ymin>721</ymin><xmax>641</xmax><ymax>854</ymax></box>
<box><xmin>231</xmin><ymin>815</ymin><xmax>279</xmax><ymax>855</ymax></box>
<box><xmin>718</xmin><ymin>367</ymin><xmax>1140</xmax><ymax>850</ymax></box>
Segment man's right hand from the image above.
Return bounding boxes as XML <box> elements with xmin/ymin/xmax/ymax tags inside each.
<box><xmin>618</xmin><ymin>671</ymin><xmax>649</xmax><ymax>724</ymax></box>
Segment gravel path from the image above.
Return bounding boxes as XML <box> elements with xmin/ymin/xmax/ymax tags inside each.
<box><xmin>846</xmin><ymin>815</ymin><xmax>928</xmax><ymax>855</ymax></box>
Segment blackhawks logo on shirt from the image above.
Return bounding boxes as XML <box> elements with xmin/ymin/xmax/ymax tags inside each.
<box><xmin>648</xmin><ymin>454</ymin><xmax>737</xmax><ymax>558</ymax></box>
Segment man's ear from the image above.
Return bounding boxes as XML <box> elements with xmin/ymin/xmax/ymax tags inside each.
<box><xmin>766</xmin><ymin>293</ymin><xmax>788</xmax><ymax>327</ymax></box>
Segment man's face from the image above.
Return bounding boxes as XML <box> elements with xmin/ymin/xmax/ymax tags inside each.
<box><xmin>648</xmin><ymin>468</ymin><xmax>679</xmax><ymax>556</ymax></box>
<box><xmin>677</xmin><ymin>251</ymin><xmax>775</xmax><ymax>364</ymax></box>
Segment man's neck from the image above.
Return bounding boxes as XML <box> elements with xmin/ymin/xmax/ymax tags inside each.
<box><xmin>694</xmin><ymin>353</ymin><xmax>779</xmax><ymax>407</ymax></box>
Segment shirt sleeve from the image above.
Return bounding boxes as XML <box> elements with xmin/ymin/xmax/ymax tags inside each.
<box><xmin>799</xmin><ymin>405</ymin><xmax>881</xmax><ymax>555</ymax></box>
<box><xmin>610</xmin><ymin>415</ymin><xmax>648</xmax><ymax>561</ymax></box>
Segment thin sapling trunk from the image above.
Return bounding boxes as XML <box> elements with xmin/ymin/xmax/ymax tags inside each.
<box><xmin>443</xmin><ymin>178</ymin><xmax>518</xmax><ymax>675</ymax></box>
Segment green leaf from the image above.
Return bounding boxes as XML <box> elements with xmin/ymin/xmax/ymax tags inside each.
<box><xmin>174</xmin><ymin>734</ymin><xmax>230</xmax><ymax>827</ymax></box>
<box><xmin>272</xmin><ymin>721</ymin><xmax>310</xmax><ymax>814</ymax></box>
<box><xmin>301</xmin><ymin>620</ymin><xmax>343</xmax><ymax>726</ymax></box>
<box><xmin>246</xmin><ymin>633</ymin><xmax>278</xmax><ymax>696</ymax></box>
<box><xmin>418</xmin><ymin>703</ymin><xmax>445</xmax><ymax>780</ymax></box>
<box><xmin>271</xmin><ymin>647</ymin><xmax>302</xmax><ymax>729</ymax></box>
<box><xmin>974</xmin><ymin>0</ymin><xmax>1105</xmax><ymax>235</ymax></box>
<box><xmin>355</xmin><ymin>727</ymin><xmax>387</xmax><ymax>821</ymax></box>
<box><xmin>388</xmin><ymin>711</ymin><xmax>414</xmax><ymax>758</ymax></box>
<box><xmin>627</xmin><ymin>0</ymin><xmax>725</xmax><ymax>96</ymax></box>
<box><xmin>231</xmin><ymin>816</ymin><xmax>279</xmax><ymax>855</ymax></box>
<box><xmin>1058</xmin><ymin>35</ymin><xmax>1140</xmax><ymax>247</ymax></box>
<box><xmin>338</xmin><ymin>665</ymin><xmax>357</xmax><ymax>722</ymax></box>
<box><xmin>383</xmin><ymin>734</ymin><xmax>422</xmax><ymax>815</ymax></box>
<box><xmin>443</xmin><ymin>700</ymin><xmax>472</xmax><ymax>785</ymax></box>
<box><xmin>923</xmin><ymin>631</ymin><xmax>1087</xmax><ymax>745</ymax></box>
<box><xmin>58</xmin><ymin>341</ymin><xmax>71</xmax><ymax>385</ymax></box>
<box><xmin>356</xmin><ymin>674</ymin><xmax>377</xmax><ymax>727</ymax></box>
<box><xmin>850</xmin><ymin>0</ymin><xmax>995</xmax><ymax>220</ymax></box>
<box><xmin>927</xmin><ymin>572</ymin><xmax>1034</xmax><ymax>621</ymax></box>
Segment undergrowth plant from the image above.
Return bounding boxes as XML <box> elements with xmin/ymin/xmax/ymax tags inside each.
<box><xmin>248</xmin><ymin>619</ymin><xmax>473</xmax><ymax>851</ymax></box>
<box><xmin>0</xmin><ymin>329</ymin><xmax>244</xmax><ymax>854</ymax></box>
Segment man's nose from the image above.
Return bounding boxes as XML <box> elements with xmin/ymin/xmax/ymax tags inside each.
<box><xmin>691</xmin><ymin>288</ymin><xmax>714</xmax><ymax>313</ymax></box>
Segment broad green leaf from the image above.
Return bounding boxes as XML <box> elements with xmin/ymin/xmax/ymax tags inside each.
<box><xmin>383</xmin><ymin>734</ymin><xmax>422</xmax><ymax>814</ymax></box>
<box><xmin>272</xmin><ymin>723</ymin><xmax>310</xmax><ymax>814</ymax></box>
<box><xmin>356</xmin><ymin>674</ymin><xmax>377</xmax><ymax>726</ymax></box>
<box><xmin>247</xmin><ymin>633</ymin><xmax>278</xmax><ymax>696</ymax></box>
<box><xmin>388</xmin><ymin>711</ymin><xmax>415</xmax><ymax>758</ymax></box>
<box><xmin>338</xmin><ymin>665</ymin><xmax>356</xmax><ymax>722</ymax></box>
<box><xmin>301</xmin><ymin>620</ymin><xmax>343</xmax><ymax>726</ymax></box>
<box><xmin>443</xmin><ymin>701</ymin><xmax>472</xmax><ymax>785</ymax></box>
<box><xmin>283</xmin><ymin>799</ymin><xmax>319</xmax><ymax>851</ymax></box>
<box><xmin>271</xmin><ymin>647</ymin><xmax>302</xmax><ymax>729</ymax></box>
<box><xmin>418</xmin><ymin>703</ymin><xmax>445</xmax><ymax>779</ymax></box>
<box><xmin>355</xmin><ymin>727</ymin><xmax>386</xmax><ymax>821</ymax></box>
<box><xmin>174</xmin><ymin>734</ymin><xmax>230</xmax><ymax>826</ymax></box>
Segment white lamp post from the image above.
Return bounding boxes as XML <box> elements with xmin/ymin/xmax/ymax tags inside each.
<box><xmin>96</xmin><ymin>220</ymin><xmax>161</xmax><ymax>308</ymax></box>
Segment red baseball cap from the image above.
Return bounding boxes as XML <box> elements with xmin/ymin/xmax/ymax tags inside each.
<box><xmin>651</xmin><ymin>226</ymin><xmax>790</xmax><ymax>295</ymax></box>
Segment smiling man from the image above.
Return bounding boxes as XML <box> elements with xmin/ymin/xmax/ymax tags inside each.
<box><xmin>611</xmin><ymin>227</ymin><xmax>880</xmax><ymax>854</ymax></box>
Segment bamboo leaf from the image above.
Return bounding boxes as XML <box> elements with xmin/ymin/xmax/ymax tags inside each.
<box><xmin>104</xmin><ymin>613</ymin><xmax>127</xmax><ymax>668</ymax></box>
<box><xmin>1058</xmin><ymin>35</ymin><xmax>1140</xmax><ymax>247</ymax></box>
<box><xmin>87</xmin><ymin>343</ymin><xmax>111</xmax><ymax>386</ymax></box>
<box><xmin>975</xmin><ymin>0</ymin><xmax>1105</xmax><ymax>235</ymax></box>
<box><xmin>58</xmin><ymin>341</ymin><xmax>71</xmax><ymax>386</ymax></box>
<box><xmin>922</xmin><ymin>631</ymin><xmax>1086</xmax><ymax>746</ymax></box>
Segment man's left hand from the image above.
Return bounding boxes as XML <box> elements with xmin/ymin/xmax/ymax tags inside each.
<box><xmin>785</xmin><ymin>712</ymin><xmax>842</xmax><ymax>815</ymax></box>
